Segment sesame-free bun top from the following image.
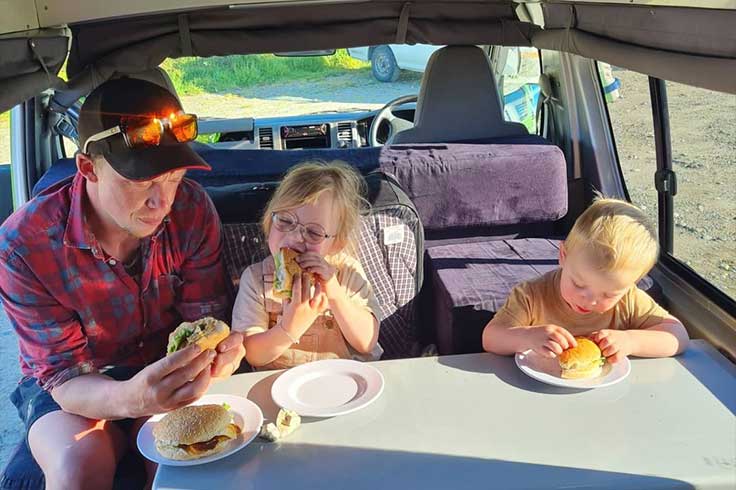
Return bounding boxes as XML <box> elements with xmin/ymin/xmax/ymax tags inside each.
<box><xmin>558</xmin><ymin>337</ymin><xmax>602</xmax><ymax>370</ymax></box>
<box><xmin>153</xmin><ymin>404</ymin><xmax>231</xmax><ymax>446</ymax></box>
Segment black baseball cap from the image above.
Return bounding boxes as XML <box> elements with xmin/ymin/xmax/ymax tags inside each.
<box><xmin>78</xmin><ymin>77</ymin><xmax>211</xmax><ymax>181</ymax></box>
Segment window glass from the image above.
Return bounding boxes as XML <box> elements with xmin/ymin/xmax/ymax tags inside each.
<box><xmin>601</xmin><ymin>64</ymin><xmax>736</xmax><ymax>298</ymax></box>
<box><xmin>0</xmin><ymin>111</ymin><xmax>8</xmax><ymax>164</ymax></box>
<box><xmin>598</xmin><ymin>65</ymin><xmax>658</xmax><ymax>236</ymax></box>
<box><xmin>666</xmin><ymin>81</ymin><xmax>736</xmax><ymax>296</ymax></box>
<box><xmin>497</xmin><ymin>47</ymin><xmax>541</xmax><ymax>134</ymax></box>
<box><xmin>161</xmin><ymin>49</ymin><xmax>422</xmax><ymax>120</ymax></box>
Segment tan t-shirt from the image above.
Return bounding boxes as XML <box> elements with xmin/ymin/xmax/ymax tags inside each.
<box><xmin>232</xmin><ymin>252</ymin><xmax>383</xmax><ymax>369</ymax></box>
<box><xmin>488</xmin><ymin>269</ymin><xmax>671</xmax><ymax>335</ymax></box>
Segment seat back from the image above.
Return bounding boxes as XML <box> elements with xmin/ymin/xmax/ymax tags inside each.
<box><xmin>391</xmin><ymin>46</ymin><xmax>528</xmax><ymax>144</ymax></box>
<box><xmin>379</xmin><ymin>143</ymin><xmax>568</xmax><ymax>243</ymax></box>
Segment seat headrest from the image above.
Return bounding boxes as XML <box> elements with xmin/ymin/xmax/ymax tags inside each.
<box><xmin>391</xmin><ymin>46</ymin><xmax>528</xmax><ymax>144</ymax></box>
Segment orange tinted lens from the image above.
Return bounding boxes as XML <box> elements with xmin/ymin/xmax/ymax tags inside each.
<box><xmin>170</xmin><ymin>114</ymin><xmax>197</xmax><ymax>142</ymax></box>
<box><xmin>126</xmin><ymin>120</ymin><xmax>163</xmax><ymax>147</ymax></box>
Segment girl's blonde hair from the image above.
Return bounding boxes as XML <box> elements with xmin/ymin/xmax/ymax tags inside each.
<box><xmin>564</xmin><ymin>198</ymin><xmax>659</xmax><ymax>280</ymax></box>
<box><xmin>262</xmin><ymin>161</ymin><xmax>369</xmax><ymax>252</ymax></box>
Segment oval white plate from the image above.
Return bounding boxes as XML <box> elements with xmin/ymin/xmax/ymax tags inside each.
<box><xmin>515</xmin><ymin>350</ymin><xmax>631</xmax><ymax>389</ymax></box>
<box><xmin>271</xmin><ymin>359</ymin><xmax>384</xmax><ymax>417</ymax></box>
<box><xmin>137</xmin><ymin>394</ymin><xmax>263</xmax><ymax>466</ymax></box>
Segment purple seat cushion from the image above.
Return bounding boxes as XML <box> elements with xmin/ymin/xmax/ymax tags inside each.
<box><xmin>379</xmin><ymin>144</ymin><xmax>567</xmax><ymax>232</ymax></box>
<box><xmin>427</xmin><ymin>238</ymin><xmax>663</xmax><ymax>354</ymax></box>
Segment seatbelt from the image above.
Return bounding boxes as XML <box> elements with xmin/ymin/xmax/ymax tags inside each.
<box><xmin>536</xmin><ymin>74</ymin><xmax>555</xmax><ymax>140</ymax></box>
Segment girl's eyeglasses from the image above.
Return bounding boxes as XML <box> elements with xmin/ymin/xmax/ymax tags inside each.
<box><xmin>271</xmin><ymin>211</ymin><xmax>336</xmax><ymax>245</ymax></box>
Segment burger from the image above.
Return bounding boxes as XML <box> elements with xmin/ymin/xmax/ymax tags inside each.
<box><xmin>166</xmin><ymin>317</ymin><xmax>230</xmax><ymax>355</ymax></box>
<box><xmin>558</xmin><ymin>337</ymin><xmax>606</xmax><ymax>379</ymax></box>
<box><xmin>153</xmin><ymin>404</ymin><xmax>240</xmax><ymax>460</ymax></box>
<box><xmin>273</xmin><ymin>247</ymin><xmax>303</xmax><ymax>299</ymax></box>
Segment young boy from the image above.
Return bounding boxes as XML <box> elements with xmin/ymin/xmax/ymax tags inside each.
<box><xmin>482</xmin><ymin>198</ymin><xmax>689</xmax><ymax>363</ymax></box>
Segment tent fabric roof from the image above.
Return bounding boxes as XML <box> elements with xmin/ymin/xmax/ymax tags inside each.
<box><xmin>1</xmin><ymin>0</ymin><xmax>735</xmax><ymax>113</ymax></box>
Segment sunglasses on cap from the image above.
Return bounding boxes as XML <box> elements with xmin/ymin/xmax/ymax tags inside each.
<box><xmin>81</xmin><ymin>111</ymin><xmax>198</xmax><ymax>154</ymax></box>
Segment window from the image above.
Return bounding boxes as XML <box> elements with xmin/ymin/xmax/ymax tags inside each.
<box><xmin>1</xmin><ymin>111</ymin><xmax>8</xmax><ymax>164</ymax></box>
<box><xmin>666</xmin><ymin>81</ymin><xmax>736</xmax><ymax>297</ymax></box>
<box><xmin>1</xmin><ymin>110</ymin><xmax>12</xmax><ymax>222</ymax></box>
<box><xmin>497</xmin><ymin>47</ymin><xmax>542</xmax><ymax>134</ymax></box>
<box><xmin>161</xmin><ymin>50</ymin><xmax>421</xmax><ymax>120</ymax></box>
<box><xmin>62</xmin><ymin>135</ymin><xmax>78</xmax><ymax>158</ymax></box>
<box><xmin>599</xmin><ymin>65</ymin><xmax>658</xmax><ymax>236</ymax></box>
<box><xmin>601</xmin><ymin>64</ymin><xmax>736</xmax><ymax>298</ymax></box>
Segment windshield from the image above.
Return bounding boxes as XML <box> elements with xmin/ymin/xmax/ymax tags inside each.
<box><xmin>161</xmin><ymin>49</ymin><xmax>423</xmax><ymax>119</ymax></box>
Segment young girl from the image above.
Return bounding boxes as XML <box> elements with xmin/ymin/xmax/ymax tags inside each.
<box><xmin>232</xmin><ymin>161</ymin><xmax>382</xmax><ymax>369</ymax></box>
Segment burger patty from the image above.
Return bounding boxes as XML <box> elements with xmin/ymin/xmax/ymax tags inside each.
<box><xmin>178</xmin><ymin>424</ymin><xmax>240</xmax><ymax>455</ymax></box>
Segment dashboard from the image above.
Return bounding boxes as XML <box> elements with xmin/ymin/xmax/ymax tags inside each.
<box><xmin>196</xmin><ymin>106</ymin><xmax>415</xmax><ymax>150</ymax></box>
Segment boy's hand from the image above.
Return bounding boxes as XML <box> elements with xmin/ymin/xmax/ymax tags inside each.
<box><xmin>590</xmin><ymin>329</ymin><xmax>633</xmax><ymax>364</ymax></box>
<box><xmin>526</xmin><ymin>325</ymin><xmax>577</xmax><ymax>358</ymax></box>
<box><xmin>282</xmin><ymin>273</ymin><xmax>328</xmax><ymax>340</ymax></box>
<box><xmin>297</xmin><ymin>252</ymin><xmax>344</xmax><ymax>300</ymax></box>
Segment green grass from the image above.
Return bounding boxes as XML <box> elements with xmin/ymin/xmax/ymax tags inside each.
<box><xmin>161</xmin><ymin>49</ymin><xmax>369</xmax><ymax>96</ymax></box>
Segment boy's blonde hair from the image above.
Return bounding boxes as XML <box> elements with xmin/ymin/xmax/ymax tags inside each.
<box><xmin>262</xmin><ymin>161</ymin><xmax>369</xmax><ymax>252</ymax></box>
<box><xmin>564</xmin><ymin>198</ymin><xmax>658</xmax><ymax>280</ymax></box>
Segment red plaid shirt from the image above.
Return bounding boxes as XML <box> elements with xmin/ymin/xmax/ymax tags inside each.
<box><xmin>0</xmin><ymin>172</ymin><xmax>230</xmax><ymax>390</ymax></box>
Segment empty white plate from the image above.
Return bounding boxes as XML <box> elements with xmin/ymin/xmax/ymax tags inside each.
<box><xmin>271</xmin><ymin>359</ymin><xmax>384</xmax><ymax>417</ymax></box>
<box><xmin>515</xmin><ymin>350</ymin><xmax>631</xmax><ymax>389</ymax></box>
<box><xmin>137</xmin><ymin>394</ymin><xmax>263</xmax><ymax>466</ymax></box>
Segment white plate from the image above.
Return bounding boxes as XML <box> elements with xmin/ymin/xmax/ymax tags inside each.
<box><xmin>137</xmin><ymin>394</ymin><xmax>263</xmax><ymax>466</ymax></box>
<box><xmin>271</xmin><ymin>359</ymin><xmax>384</xmax><ymax>417</ymax></box>
<box><xmin>515</xmin><ymin>350</ymin><xmax>631</xmax><ymax>389</ymax></box>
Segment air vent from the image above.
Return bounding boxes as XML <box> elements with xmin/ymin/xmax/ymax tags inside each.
<box><xmin>258</xmin><ymin>127</ymin><xmax>274</xmax><ymax>149</ymax></box>
<box><xmin>336</xmin><ymin>122</ymin><xmax>354</xmax><ymax>147</ymax></box>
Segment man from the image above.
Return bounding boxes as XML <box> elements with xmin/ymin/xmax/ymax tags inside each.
<box><xmin>0</xmin><ymin>77</ymin><xmax>245</xmax><ymax>489</ymax></box>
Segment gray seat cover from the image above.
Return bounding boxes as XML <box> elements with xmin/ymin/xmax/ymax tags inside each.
<box><xmin>391</xmin><ymin>45</ymin><xmax>529</xmax><ymax>144</ymax></box>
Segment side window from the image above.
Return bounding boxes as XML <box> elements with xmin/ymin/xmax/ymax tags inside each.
<box><xmin>1</xmin><ymin>110</ymin><xmax>12</xmax><ymax>221</ymax></box>
<box><xmin>62</xmin><ymin>135</ymin><xmax>78</xmax><ymax>158</ymax></box>
<box><xmin>497</xmin><ymin>47</ymin><xmax>542</xmax><ymax>134</ymax></box>
<box><xmin>1</xmin><ymin>111</ymin><xmax>8</xmax><ymax>164</ymax></box>
<box><xmin>666</xmin><ymin>81</ymin><xmax>736</xmax><ymax>297</ymax></box>
<box><xmin>598</xmin><ymin>65</ymin><xmax>659</xmax><ymax>236</ymax></box>
<box><xmin>600</xmin><ymin>64</ymin><xmax>736</xmax><ymax>299</ymax></box>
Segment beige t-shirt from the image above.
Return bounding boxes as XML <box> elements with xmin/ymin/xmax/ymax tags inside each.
<box><xmin>488</xmin><ymin>269</ymin><xmax>671</xmax><ymax>335</ymax></box>
<box><xmin>232</xmin><ymin>252</ymin><xmax>383</xmax><ymax>368</ymax></box>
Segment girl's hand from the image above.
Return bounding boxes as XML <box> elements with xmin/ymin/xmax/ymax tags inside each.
<box><xmin>281</xmin><ymin>273</ymin><xmax>328</xmax><ymax>340</ymax></box>
<box><xmin>590</xmin><ymin>329</ymin><xmax>633</xmax><ymax>364</ymax></box>
<box><xmin>525</xmin><ymin>324</ymin><xmax>577</xmax><ymax>358</ymax></box>
<box><xmin>210</xmin><ymin>331</ymin><xmax>246</xmax><ymax>381</ymax></box>
<box><xmin>297</xmin><ymin>252</ymin><xmax>344</xmax><ymax>300</ymax></box>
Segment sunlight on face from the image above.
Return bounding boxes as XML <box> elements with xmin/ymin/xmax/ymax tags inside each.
<box><xmin>559</xmin><ymin>248</ymin><xmax>639</xmax><ymax>315</ymax></box>
<box><xmin>267</xmin><ymin>191</ymin><xmax>340</xmax><ymax>257</ymax></box>
<box><xmin>95</xmin><ymin>159</ymin><xmax>185</xmax><ymax>238</ymax></box>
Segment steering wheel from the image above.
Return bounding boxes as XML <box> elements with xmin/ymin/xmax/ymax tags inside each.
<box><xmin>369</xmin><ymin>95</ymin><xmax>418</xmax><ymax>147</ymax></box>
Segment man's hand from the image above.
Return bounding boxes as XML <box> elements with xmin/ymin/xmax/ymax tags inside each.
<box><xmin>590</xmin><ymin>329</ymin><xmax>633</xmax><ymax>364</ymax></box>
<box><xmin>526</xmin><ymin>325</ymin><xmax>577</xmax><ymax>358</ymax></box>
<box><xmin>123</xmin><ymin>345</ymin><xmax>215</xmax><ymax>418</ymax></box>
<box><xmin>211</xmin><ymin>331</ymin><xmax>246</xmax><ymax>380</ymax></box>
